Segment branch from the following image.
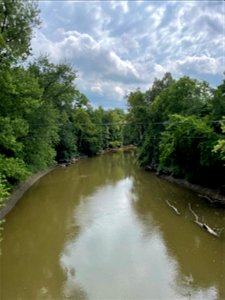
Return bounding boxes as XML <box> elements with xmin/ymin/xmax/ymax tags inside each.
<box><xmin>166</xmin><ymin>200</ymin><xmax>180</xmax><ymax>215</ymax></box>
<box><xmin>188</xmin><ymin>203</ymin><xmax>199</xmax><ymax>222</ymax></box>
<box><xmin>198</xmin><ymin>194</ymin><xmax>214</xmax><ymax>204</ymax></box>
<box><xmin>188</xmin><ymin>203</ymin><xmax>222</xmax><ymax>238</ymax></box>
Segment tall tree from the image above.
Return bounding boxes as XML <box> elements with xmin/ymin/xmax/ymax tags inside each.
<box><xmin>213</xmin><ymin>118</ymin><xmax>225</xmax><ymax>161</ymax></box>
<box><xmin>0</xmin><ymin>66</ymin><xmax>42</xmax><ymax>183</ymax></box>
<box><xmin>158</xmin><ymin>114</ymin><xmax>224</xmax><ymax>187</ymax></box>
<box><xmin>0</xmin><ymin>0</ymin><xmax>40</xmax><ymax>65</ymax></box>
<box><xmin>126</xmin><ymin>89</ymin><xmax>148</xmax><ymax>145</ymax></box>
<box><xmin>139</xmin><ymin>77</ymin><xmax>213</xmax><ymax>168</ymax></box>
<box><xmin>145</xmin><ymin>72</ymin><xmax>174</xmax><ymax>105</ymax></box>
<box><xmin>28</xmin><ymin>57</ymin><xmax>79</xmax><ymax>163</ymax></box>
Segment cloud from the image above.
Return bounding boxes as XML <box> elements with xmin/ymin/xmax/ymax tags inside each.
<box><xmin>34</xmin><ymin>29</ymin><xmax>142</xmax><ymax>84</ymax></box>
<box><xmin>91</xmin><ymin>83</ymin><xmax>103</xmax><ymax>95</ymax></box>
<box><xmin>176</xmin><ymin>55</ymin><xmax>223</xmax><ymax>75</ymax></box>
<box><xmin>110</xmin><ymin>1</ymin><xmax>129</xmax><ymax>14</ymax></box>
<box><xmin>31</xmin><ymin>1</ymin><xmax>224</xmax><ymax>108</ymax></box>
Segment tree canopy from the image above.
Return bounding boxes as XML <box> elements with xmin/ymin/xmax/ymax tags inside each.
<box><xmin>126</xmin><ymin>75</ymin><xmax>225</xmax><ymax>191</ymax></box>
<box><xmin>0</xmin><ymin>0</ymin><xmax>40</xmax><ymax>66</ymax></box>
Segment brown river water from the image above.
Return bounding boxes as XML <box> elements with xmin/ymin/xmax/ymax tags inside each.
<box><xmin>0</xmin><ymin>151</ymin><xmax>225</xmax><ymax>300</ymax></box>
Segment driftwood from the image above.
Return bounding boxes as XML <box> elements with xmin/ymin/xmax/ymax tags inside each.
<box><xmin>188</xmin><ymin>203</ymin><xmax>223</xmax><ymax>238</ymax></box>
<box><xmin>198</xmin><ymin>194</ymin><xmax>214</xmax><ymax>204</ymax></box>
<box><xmin>166</xmin><ymin>200</ymin><xmax>180</xmax><ymax>215</ymax></box>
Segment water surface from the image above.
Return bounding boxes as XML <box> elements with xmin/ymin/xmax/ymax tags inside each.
<box><xmin>0</xmin><ymin>152</ymin><xmax>225</xmax><ymax>299</ymax></box>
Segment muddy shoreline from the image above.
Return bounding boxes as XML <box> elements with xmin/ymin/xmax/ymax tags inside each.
<box><xmin>1</xmin><ymin>149</ymin><xmax>224</xmax><ymax>220</ymax></box>
<box><xmin>160</xmin><ymin>175</ymin><xmax>225</xmax><ymax>206</ymax></box>
<box><xmin>0</xmin><ymin>150</ymin><xmax>132</xmax><ymax>220</ymax></box>
<box><xmin>0</xmin><ymin>168</ymin><xmax>56</xmax><ymax>220</ymax></box>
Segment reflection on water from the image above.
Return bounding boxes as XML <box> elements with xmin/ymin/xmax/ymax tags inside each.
<box><xmin>0</xmin><ymin>152</ymin><xmax>224</xmax><ymax>300</ymax></box>
<box><xmin>60</xmin><ymin>177</ymin><xmax>218</xmax><ymax>300</ymax></box>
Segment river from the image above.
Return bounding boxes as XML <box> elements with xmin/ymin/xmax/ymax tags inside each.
<box><xmin>0</xmin><ymin>151</ymin><xmax>225</xmax><ymax>300</ymax></box>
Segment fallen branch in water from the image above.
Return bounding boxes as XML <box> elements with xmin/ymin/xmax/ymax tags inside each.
<box><xmin>188</xmin><ymin>203</ymin><xmax>223</xmax><ymax>238</ymax></box>
<box><xmin>166</xmin><ymin>200</ymin><xmax>180</xmax><ymax>215</ymax></box>
<box><xmin>198</xmin><ymin>194</ymin><xmax>214</xmax><ymax>204</ymax></box>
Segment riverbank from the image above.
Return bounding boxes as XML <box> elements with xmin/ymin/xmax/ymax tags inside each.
<box><xmin>98</xmin><ymin>145</ymin><xmax>137</xmax><ymax>155</ymax></box>
<box><xmin>0</xmin><ymin>149</ymin><xmax>136</xmax><ymax>220</ymax></box>
<box><xmin>2</xmin><ymin>147</ymin><xmax>222</xmax><ymax>221</ymax></box>
<box><xmin>0</xmin><ymin>168</ymin><xmax>56</xmax><ymax>220</ymax></box>
<box><xmin>160</xmin><ymin>175</ymin><xmax>225</xmax><ymax>206</ymax></box>
<box><xmin>0</xmin><ymin>154</ymin><xmax>87</xmax><ymax>220</ymax></box>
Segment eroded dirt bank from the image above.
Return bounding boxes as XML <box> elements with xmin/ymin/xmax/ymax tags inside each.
<box><xmin>0</xmin><ymin>168</ymin><xmax>55</xmax><ymax>220</ymax></box>
<box><xmin>160</xmin><ymin>175</ymin><xmax>225</xmax><ymax>206</ymax></box>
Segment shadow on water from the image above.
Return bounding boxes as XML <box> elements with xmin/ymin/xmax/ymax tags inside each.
<box><xmin>131</xmin><ymin>169</ymin><xmax>225</xmax><ymax>299</ymax></box>
<box><xmin>0</xmin><ymin>151</ymin><xmax>224</xmax><ymax>299</ymax></box>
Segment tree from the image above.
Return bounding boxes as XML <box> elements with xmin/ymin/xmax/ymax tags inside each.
<box><xmin>139</xmin><ymin>77</ymin><xmax>213</xmax><ymax>168</ymax></box>
<box><xmin>73</xmin><ymin>107</ymin><xmax>100</xmax><ymax>155</ymax></box>
<box><xmin>145</xmin><ymin>72</ymin><xmax>174</xmax><ymax>105</ymax></box>
<box><xmin>55</xmin><ymin>111</ymin><xmax>77</xmax><ymax>162</ymax></box>
<box><xmin>158</xmin><ymin>114</ymin><xmax>224</xmax><ymax>188</ymax></box>
<box><xmin>28</xmin><ymin>57</ymin><xmax>78</xmax><ymax>111</ymax></box>
<box><xmin>209</xmin><ymin>80</ymin><xmax>225</xmax><ymax>133</ymax></box>
<box><xmin>213</xmin><ymin>118</ymin><xmax>225</xmax><ymax>161</ymax></box>
<box><xmin>104</xmin><ymin>109</ymin><xmax>125</xmax><ymax>148</ymax></box>
<box><xmin>28</xmin><ymin>57</ymin><xmax>79</xmax><ymax>163</ymax></box>
<box><xmin>0</xmin><ymin>175</ymin><xmax>9</xmax><ymax>208</ymax></box>
<box><xmin>126</xmin><ymin>89</ymin><xmax>148</xmax><ymax>145</ymax></box>
<box><xmin>22</xmin><ymin>101</ymin><xmax>59</xmax><ymax>171</ymax></box>
<box><xmin>0</xmin><ymin>66</ymin><xmax>41</xmax><ymax>182</ymax></box>
<box><xmin>0</xmin><ymin>0</ymin><xmax>40</xmax><ymax>65</ymax></box>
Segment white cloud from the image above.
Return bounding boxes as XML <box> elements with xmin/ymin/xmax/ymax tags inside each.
<box><xmin>32</xmin><ymin>1</ymin><xmax>224</xmax><ymax>108</ymax></box>
<box><xmin>91</xmin><ymin>83</ymin><xmax>103</xmax><ymax>94</ymax></box>
<box><xmin>175</xmin><ymin>55</ymin><xmax>224</xmax><ymax>75</ymax></box>
<box><xmin>154</xmin><ymin>64</ymin><xmax>167</xmax><ymax>77</ymax></box>
<box><xmin>33</xmin><ymin>29</ymin><xmax>141</xmax><ymax>84</ymax></box>
<box><xmin>110</xmin><ymin>1</ymin><xmax>129</xmax><ymax>14</ymax></box>
<box><xmin>114</xmin><ymin>86</ymin><xmax>125</xmax><ymax>98</ymax></box>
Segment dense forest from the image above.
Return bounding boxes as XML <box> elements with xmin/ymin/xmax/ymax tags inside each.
<box><xmin>0</xmin><ymin>0</ymin><xmax>225</xmax><ymax>210</ymax></box>
<box><xmin>127</xmin><ymin>73</ymin><xmax>225</xmax><ymax>191</ymax></box>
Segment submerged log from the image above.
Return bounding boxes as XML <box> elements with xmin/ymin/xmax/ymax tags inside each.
<box><xmin>166</xmin><ymin>200</ymin><xmax>180</xmax><ymax>215</ymax></box>
<box><xmin>188</xmin><ymin>203</ymin><xmax>223</xmax><ymax>238</ymax></box>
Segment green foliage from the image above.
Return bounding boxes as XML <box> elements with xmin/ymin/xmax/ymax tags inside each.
<box><xmin>139</xmin><ymin>77</ymin><xmax>214</xmax><ymax>167</ymax></box>
<box><xmin>0</xmin><ymin>155</ymin><xmax>30</xmax><ymax>186</ymax></box>
<box><xmin>28</xmin><ymin>57</ymin><xmax>77</xmax><ymax>110</ymax></box>
<box><xmin>126</xmin><ymin>73</ymin><xmax>174</xmax><ymax>147</ymax></box>
<box><xmin>0</xmin><ymin>0</ymin><xmax>40</xmax><ymax>65</ymax></box>
<box><xmin>73</xmin><ymin>108</ymin><xmax>100</xmax><ymax>155</ymax></box>
<box><xmin>28</xmin><ymin>57</ymin><xmax>79</xmax><ymax>163</ymax></box>
<box><xmin>158</xmin><ymin>115</ymin><xmax>221</xmax><ymax>183</ymax></box>
<box><xmin>134</xmin><ymin>75</ymin><xmax>225</xmax><ymax>190</ymax></box>
<box><xmin>56</xmin><ymin>119</ymin><xmax>77</xmax><ymax>162</ymax></box>
<box><xmin>145</xmin><ymin>72</ymin><xmax>174</xmax><ymax>105</ymax></box>
<box><xmin>0</xmin><ymin>0</ymin><xmax>223</xmax><ymax>204</ymax></box>
<box><xmin>209</xmin><ymin>80</ymin><xmax>225</xmax><ymax>133</ymax></box>
<box><xmin>213</xmin><ymin>118</ymin><xmax>225</xmax><ymax>161</ymax></box>
<box><xmin>0</xmin><ymin>48</ymin><xmax>128</xmax><ymax>198</ymax></box>
<box><xmin>150</xmin><ymin>77</ymin><xmax>212</xmax><ymax>122</ymax></box>
<box><xmin>126</xmin><ymin>89</ymin><xmax>148</xmax><ymax>145</ymax></box>
<box><xmin>22</xmin><ymin>100</ymin><xmax>59</xmax><ymax>170</ymax></box>
<box><xmin>105</xmin><ymin>109</ymin><xmax>125</xmax><ymax>148</ymax></box>
<box><xmin>0</xmin><ymin>175</ymin><xmax>9</xmax><ymax>208</ymax></box>
<box><xmin>0</xmin><ymin>117</ymin><xmax>28</xmax><ymax>156</ymax></box>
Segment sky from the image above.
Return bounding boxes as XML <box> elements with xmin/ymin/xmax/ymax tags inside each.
<box><xmin>32</xmin><ymin>0</ymin><xmax>225</xmax><ymax>109</ymax></box>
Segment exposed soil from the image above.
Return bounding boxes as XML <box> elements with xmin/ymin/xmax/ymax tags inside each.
<box><xmin>0</xmin><ymin>168</ymin><xmax>55</xmax><ymax>220</ymax></box>
<box><xmin>160</xmin><ymin>175</ymin><xmax>225</xmax><ymax>207</ymax></box>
